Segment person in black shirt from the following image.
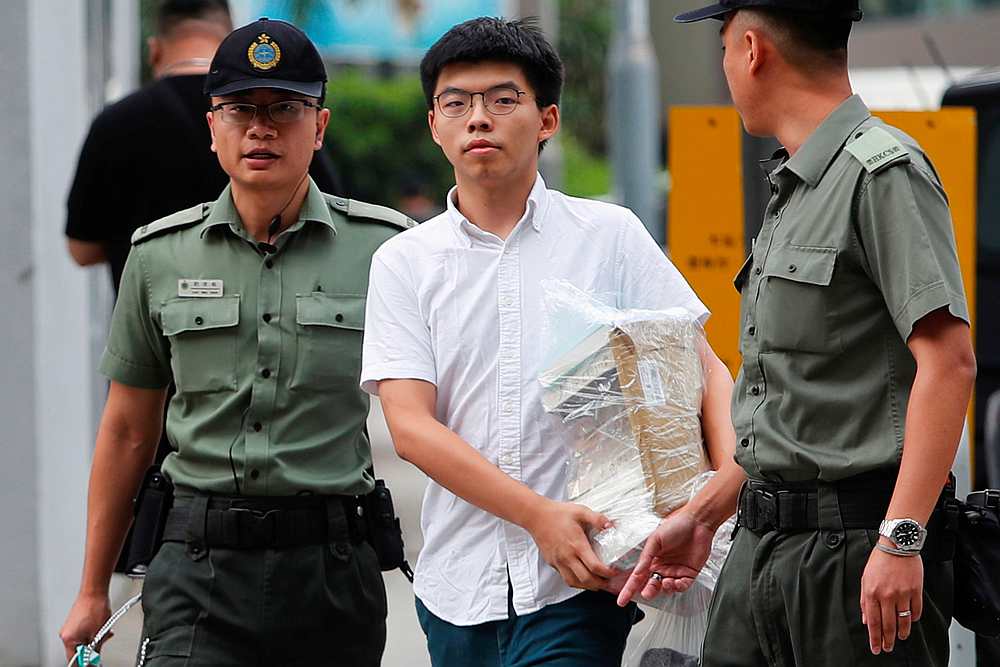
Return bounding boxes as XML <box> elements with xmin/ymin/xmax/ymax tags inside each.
<box><xmin>65</xmin><ymin>0</ymin><xmax>341</xmax><ymax>293</ymax></box>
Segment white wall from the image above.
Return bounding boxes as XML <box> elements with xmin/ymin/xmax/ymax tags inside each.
<box><xmin>0</xmin><ymin>1</ymin><xmax>41</xmax><ymax>664</ymax></box>
<box><xmin>27</xmin><ymin>0</ymin><xmax>97</xmax><ymax>663</ymax></box>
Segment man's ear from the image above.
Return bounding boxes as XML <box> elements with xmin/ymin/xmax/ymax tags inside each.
<box><xmin>147</xmin><ymin>37</ymin><xmax>162</xmax><ymax>73</ymax></box>
<box><xmin>538</xmin><ymin>104</ymin><xmax>560</xmax><ymax>145</ymax></box>
<box><xmin>206</xmin><ymin>111</ymin><xmax>217</xmax><ymax>153</ymax></box>
<box><xmin>428</xmin><ymin>109</ymin><xmax>442</xmax><ymax>147</ymax></box>
<box><xmin>746</xmin><ymin>28</ymin><xmax>766</xmax><ymax>77</ymax></box>
<box><xmin>314</xmin><ymin>107</ymin><xmax>331</xmax><ymax>149</ymax></box>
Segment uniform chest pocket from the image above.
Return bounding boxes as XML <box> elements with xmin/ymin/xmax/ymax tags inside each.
<box><xmin>759</xmin><ymin>245</ymin><xmax>839</xmax><ymax>354</ymax></box>
<box><xmin>291</xmin><ymin>293</ymin><xmax>366</xmax><ymax>390</ymax></box>
<box><xmin>160</xmin><ymin>296</ymin><xmax>240</xmax><ymax>393</ymax></box>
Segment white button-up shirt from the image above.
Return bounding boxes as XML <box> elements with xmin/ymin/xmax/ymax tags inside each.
<box><xmin>361</xmin><ymin>175</ymin><xmax>708</xmax><ymax>626</ymax></box>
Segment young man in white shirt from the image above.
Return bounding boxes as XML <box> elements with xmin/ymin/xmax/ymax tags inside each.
<box><xmin>362</xmin><ymin>17</ymin><xmax>743</xmax><ymax>666</ymax></box>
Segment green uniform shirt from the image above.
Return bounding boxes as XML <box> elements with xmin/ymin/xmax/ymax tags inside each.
<box><xmin>100</xmin><ymin>179</ymin><xmax>413</xmax><ymax>495</ymax></box>
<box><xmin>732</xmin><ymin>95</ymin><xmax>969</xmax><ymax>482</ymax></box>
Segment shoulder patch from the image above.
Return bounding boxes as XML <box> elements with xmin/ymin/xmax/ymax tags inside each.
<box><xmin>131</xmin><ymin>203</ymin><xmax>208</xmax><ymax>245</ymax></box>
<box><xmin>326</xmin><ymin>194</ymin><xmax>416</xmax><ymax>231</ymax></box>
<box><xmin>845</xmin><ymin>126</ymin><xmax>910</xmax><ymax>174</ymax></box>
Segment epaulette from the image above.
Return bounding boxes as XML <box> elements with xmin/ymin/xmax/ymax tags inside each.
<box><xmin>131</xmin><ymin>203</ymin><xmax>209</xmax><ymax>245</ymax></box>
<box><xmin>845</xmin><ymin>126</ymin><xmax>911</xmax><ymax>175</ymax></box>
<box><xmin>325</xmin><ymin>194</ymin><xmax>416</xmax><ymax>231</ymax></box>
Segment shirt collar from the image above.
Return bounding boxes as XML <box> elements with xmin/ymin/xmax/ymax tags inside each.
<box><xmin>445</xmin><ymin>172</ymin><xmax>550</xmax><ymax>245</ymax></box>
<box><xmin>781</xmin><ymin>94</ymin><xmax>871</xmax><ymax>188</ymax></box>
<box><xmin>200</xmin><ymin>177</ymin><xmax>336</xmax><ymax>239</ymax></box>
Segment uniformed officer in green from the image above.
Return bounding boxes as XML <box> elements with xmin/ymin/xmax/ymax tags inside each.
<box><xmin>618</xmin><ymin>2</ymin><xmax>977</xmax><ymax>665</ymax></box>
<box><xmin>60</xmin><ymin>17</ymin><xmax>412</xmax><ymax>666</ymax></box>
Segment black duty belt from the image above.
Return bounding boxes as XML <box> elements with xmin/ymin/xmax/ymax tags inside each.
<box><xmin>163</xmin><ymin>494</ymin><xmax>365</xmax><ymax>550</ymax></box>
<box><xmin>737</xmin><ymin>468</ymin><xmax>957</xmax><ymax>542</ymax></box>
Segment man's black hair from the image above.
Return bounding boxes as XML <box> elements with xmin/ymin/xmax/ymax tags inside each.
<box><xmin>753</xmin><ymin>9</ymin><xmax>852</xmax><ymax>68</ymax></box>
<box><xmin>156</xmin><ymin>0</ymin><xmax>232</xmax><ymax>38</ymax></box>
<box><xmin>419</xmin><ymin>16</ymin><xmax>564</xmax><ymax>111</ymax></box>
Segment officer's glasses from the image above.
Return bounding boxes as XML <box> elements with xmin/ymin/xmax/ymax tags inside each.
<box><xmin>434</xmin><ymin>86</ymin><xmax>527</xmax><ymax>118</ymax></box>
<box><xmin>210</xmin><ymin>99</ymin><xmax>320</xmax><ymax>125</ymax></box>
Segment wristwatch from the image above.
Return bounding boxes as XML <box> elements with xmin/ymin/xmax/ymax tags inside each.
<box><xmin>878</xmin><ymin>518</ymin><xmax>927</xmax><ymax>553</ymax></box>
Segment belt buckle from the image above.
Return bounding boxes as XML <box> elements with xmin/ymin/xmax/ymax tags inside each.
<box><xmin>759</xmin><ymin>489</ymin><xmax>777</xmax><ymax>530</ymax></box>
<box><xmin>232</xmin><ymin>507</ymin><xmax>278</xmax><ymax>547</ymax></box>
<box><xmin>985</xmin><ymin>489</ymin><xmax>1000</xmax><ymax>511</ymax></box>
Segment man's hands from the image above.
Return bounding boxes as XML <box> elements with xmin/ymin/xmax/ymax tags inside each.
<box><xmin>616</xmin><ymin>510</ymin><xmax>716</xmax><ymax>606</ymax></box>
<box><xmin>861</xmin><ymin>545</ymin><xmax>923</xmax><ymax>655</ymax></box>
<box><xmin>524</xmin><ymin>498</ymin><xmax>617</xmax><ymax>591</ymax></box>
<box><xmin>60</xmin><ymin>593</ymin><xmax>112</xmax><ymax>662</ymax></box>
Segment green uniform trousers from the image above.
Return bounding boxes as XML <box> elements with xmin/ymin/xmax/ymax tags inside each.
<box><xmin>701</xmin><ymin>511</ymin><xmax>953</xmax><ymax>666</ymax></box>
<box><xmin>136</xmin><ymin>538</ymin><xmax>387</xmax><ymax>666</ymax></box>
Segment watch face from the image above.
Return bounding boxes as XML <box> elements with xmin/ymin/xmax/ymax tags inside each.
<box><xmin>892</xmin><ymin>520</ymin><xmax>922</xmax><ymax>547</ymax></box>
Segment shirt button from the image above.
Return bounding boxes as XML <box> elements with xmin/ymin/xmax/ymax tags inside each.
<box><xmin>747</xmin><ymin>326</ymin><xmax>756</xmax><ymax>336</ymax></box>
<box><xmin>788</xmin><ymin>264</ymin><xmax>797</xmax><ymax>273</ymax></box>
<box><xmin>501</xmin><ymin>297</ymin><xmax>513</xmax><ymax>307</ymax></box>
<box><xmin>740</xmin><ymin>437</ymin><xmax>750</xmax><ymax>448</ymax></box>
<box><xmin>262</xmin><ymin>313</ymin><xmax>272</xmax><ymax>323</ymax></box>
<box><xmin>252</xmin><ymin>422</ymin><xmax>262</xmax><ymax>432</ymax></box>
<box><xmin>265</xmin><ymin>259</ymin><xmax>274</xmax><ymax>269</ymax></box>
<box><xmin>261</xmin><ymin>369</ymin><xmax>271</xmax><ymax>379</ymax></box>
<box><xmin>754</xmin><ymin>267</ymin><xmax>762</xmax><ymax>276</ymax></box>
<box><xmin>503</xmin><ymin>402</ymin><xmax>513</xmax><ymax>414</ymax></box>
<box><xmin>750</xmin><ymin>385</ymin><xmax>761</xmax><ymax>396</ymax></box>
<box><xmin>335</xmin><ymin>313</ymin><xmax>344</xmax><ymax>322</ymax></box>
<box><xmin>194</xmin><ymin>316</ymin><xmax>204</xmax><ymax>325</ymax></box>
<box><xmin>250</xmin><ymin>469</ymin><xmax>260</xmax><ymax>480</ymax></box>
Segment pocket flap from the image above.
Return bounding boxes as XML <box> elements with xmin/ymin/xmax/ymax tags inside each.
<box><xmin>296</xmin><ymin>293</ymin><xmax>365</xmax><ymax>331</ymax></box>
<box><xmin>160</xmin><ymin>295</ymin><xmax>240</xmax><ymax>336</ymax></box>
<box><xmin>765</xmin><ymin>245</ymin><xmax>837</xmax><ymax>286</ymax></box>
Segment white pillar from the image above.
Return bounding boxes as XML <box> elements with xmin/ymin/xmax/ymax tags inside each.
<box><xmin>0</xmin><ymin>0</ymin><xmax>42</xmax><ymax>663</ymax></box>
<box><xmin>28</xmin><ymin>0</ymin><xmax>97</xmax><ymax>663</ymax></box>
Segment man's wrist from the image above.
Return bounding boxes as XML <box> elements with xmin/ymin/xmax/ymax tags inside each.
<box><xmin>515</xmin><ymin>493</ymin><xmax>552</xmax><ymax>533</ymax></box>
<box><xmin>874</xmin><ymin>537</ymin><xmax>921</xmax><ymax>558</ymax></box>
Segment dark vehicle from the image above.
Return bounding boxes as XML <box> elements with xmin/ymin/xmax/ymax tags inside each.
<box><xmin>942</xmin><ymin>68</ymin><xmax>1000</xmax><ymax>492</ymax></box>
<box><xmin>943</xmin><ymin>66</ymin><xmax>1000</xmax><ymax>667</ymax></box>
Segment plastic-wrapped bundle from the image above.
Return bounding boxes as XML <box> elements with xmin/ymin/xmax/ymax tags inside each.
<box><xmin>538</xmin><ymin>280</ymin><xmax>710</xmax><ymax>568</ymax></box>
<box><xmin>623</xmin><ymin>472</ymin><xmax>736</xmax><ymax>665</ymax></box>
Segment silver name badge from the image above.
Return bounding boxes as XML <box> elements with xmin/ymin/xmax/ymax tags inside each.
<box><xmin>178</xmin><ymin>279</ymin><xmax>223</xmax><ymax>298</ymax></box>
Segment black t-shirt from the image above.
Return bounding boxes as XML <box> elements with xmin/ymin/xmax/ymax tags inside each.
<box><xmin>66</xmin><ymin>74</ymin><xmax>342</xmax><ymax>293</ymax></box>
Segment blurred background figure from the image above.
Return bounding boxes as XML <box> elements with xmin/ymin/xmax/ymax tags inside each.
<box><xmin>64</xmin><ymin>0</ymin><xmax>342</xmax><ymax>294</ymax></box>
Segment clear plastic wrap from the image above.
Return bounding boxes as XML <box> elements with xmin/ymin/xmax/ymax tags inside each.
<box><xmin>538</xmin><ymin>280</ymin><xmax>710</xmax><ymax>568</ymax></box>
<box><xmin>622</xmin><ymin>471</ymin><xmax>737</xmax><ymax>665</ymax></box>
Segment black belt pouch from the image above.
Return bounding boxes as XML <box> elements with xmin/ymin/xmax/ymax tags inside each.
<box><xmin>124</xmin><ymin>466</ymin><xmax>174</xmax><ymax>575</ymax></box>
<box><xmin>954</xmin><ymin>489</ymin><xmax>1000</xmax><ymax>637</ymax></box>
<box><xmin>363</xmin><ymin>479</ymin><xmax>408</xmax><ymax>575</ymax></box>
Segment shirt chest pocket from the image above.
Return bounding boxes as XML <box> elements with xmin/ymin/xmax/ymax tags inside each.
<box><xmin>291</xmin><ymin>293</ymin><xmax>366</xmax><ymax>390</ymax></box>
<box><xmin>160</xmin><ymin>296</ymin><xmax>241</xmax><ymax>393</ymax></box>
<box><xmin>759</xmin><ymin>245</ymin><xmax>839</xmax><ymax>354</ymax></box>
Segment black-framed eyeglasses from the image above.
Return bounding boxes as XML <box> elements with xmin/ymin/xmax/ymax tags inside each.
<box><xmin>433</xmin><ymin>86</ymin><xmax>527</xmax><ymax>118</ymax></box>
<box><xmin>209</xmin><ymin>99</ymin><xmax>320</xmax><ymax>125</ymax></box>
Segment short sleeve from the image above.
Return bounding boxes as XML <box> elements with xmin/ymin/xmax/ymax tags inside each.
<box><xmin>360</xmin><ymin>248</ymin><xmax>437</xmax><ymax>395</ymax></box>
<box><xmin>616</xmin><ymin>210</ymin><xmax>710</xmax><ymax>323</ymax></box>
<box><xmin>855</xmin><ymin>162</ymin><xmax>970</xmax><ymax>341</ymax></box>
<box><xmin>98</xmin><ymin>245</ymin><xmax>172</xmax><ymax>388</ymax></box>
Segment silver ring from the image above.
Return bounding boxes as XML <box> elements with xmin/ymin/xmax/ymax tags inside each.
<box><xmin>898</xmin><ymin>610</ymin><xmax>912</xmax><ymax>618</ymax></box>
<box><xmin>650</xmin><ymin>572</ymin><xmax>663</xmax><ymax>582</ymax></box>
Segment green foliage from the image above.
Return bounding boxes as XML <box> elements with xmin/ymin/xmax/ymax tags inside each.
<box><xmin>324</xmin><ymin>70</ymin><xmax>454</xmax><ymax>206</ymax></box>
<box><xmin>558</xmin><ymin>0</ymin><xmax>612</xmax><ymax>157</ymax></box>
<box><xmin>561</xmin><ymin>133</ymin><xmax>611</xmax><ymax>198</ymax></box>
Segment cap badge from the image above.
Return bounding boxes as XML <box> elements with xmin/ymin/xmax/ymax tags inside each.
<box><xmin>247</xmin><ymin>33</ymin><xmax>281</xmax><ymax>71</ymax></box>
